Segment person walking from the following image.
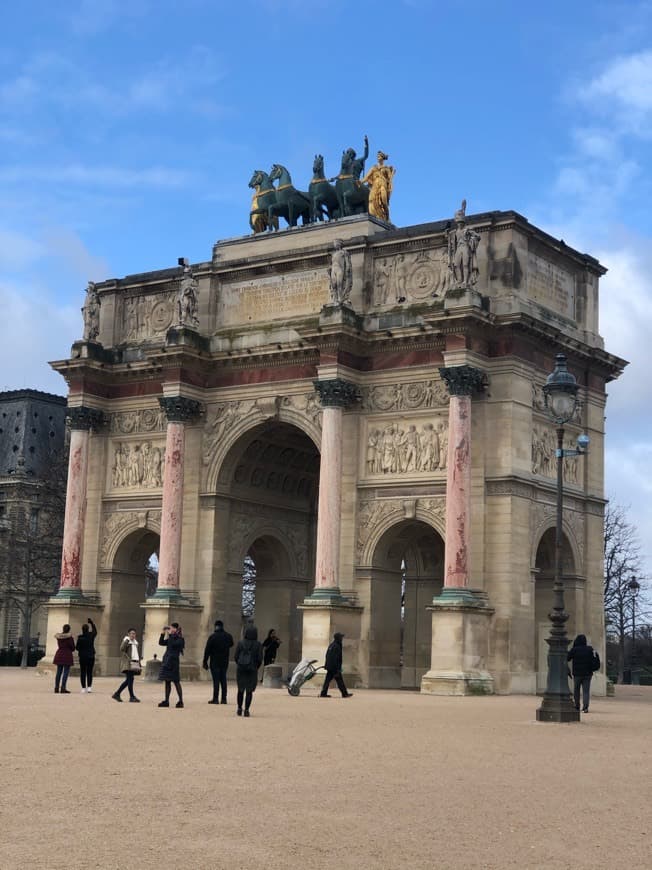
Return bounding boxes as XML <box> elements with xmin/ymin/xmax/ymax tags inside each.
<box><xmin>53</xmin><ymin>624</ymin><xmax>75</xmax><ymax>694</ymax></box>
<box><xmin>260</xmin><ymin>628</ymin><xmax>282</xmax><ymax>682</ymax></box>
<box><xmin>320</xmin><ymin>632</ymin><xmax>353</xmax><ymax>698</ymax></box>
<box><xmin>567</xmin><ymin>633</ymin><xmax>600</xmax><ymax>713</ymax></box>
<box><xmin>202</xmin><ymin>619</ymin><xmax>234</xmax><ymax>704</ymax></box>
<box><xmin>76</xmin><ymin>618</ymin><xmax>97</xmax><ymax>693</ymax></box>
<box><xmin>112</xmin><ymin>628</ymin><xmax>142</xmax><ymax>703</ymax></box>
<box><xmin>234</xmin><ymin>625</ymin><xmax>263</xmax><ymax>717</ymax></box>
<box><xmin>158</xmin><ymin>623</ymin><xmax>185</xmax><ymax>708</ymax></box>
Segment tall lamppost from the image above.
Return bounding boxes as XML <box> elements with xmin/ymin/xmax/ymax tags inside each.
<box><xmin>628</xmin><ymin>575</ymin><xmax>640</xmax><ymax>685</ymax></box>
<box><xmin>537</xmin><ymin>354</ymin><xmax>589</xmax><ymax>723</ymax></box>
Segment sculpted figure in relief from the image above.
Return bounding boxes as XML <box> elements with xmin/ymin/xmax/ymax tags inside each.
<box><xmin>112</xmin><ymin>441</ymin><xmax>163</xmax><ymax>489</ymax></box>
<box><xmin>177</xmin><ymin>260</ymin><xmax>199</xmax><ymax>329</ymax></box>
<box><xmin>328</xmin><ymin>239</ymin><xmax>353</xmax><ymax>304</ymax></box>
<box><xmin>82</xmin><ymin>281</ymin><xmax>101</xmax><ymax>342</ymax></box>
<box><xmin>447</xmin><ymin>199</ymin><xmax>481</xmax><ymax>288</ymax></box>
<box><xmin>366</xmin><ymin>421</ymin><xmax>447</xmax><ymax>475</ymax></box>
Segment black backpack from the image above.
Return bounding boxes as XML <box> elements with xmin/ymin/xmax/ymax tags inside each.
<box><xmin>592</xmin><ymin>651</ymin><xmax>601</xmax><ymax>672</ymax></box>
<box><xmin>238</xmin><ymin>645</ymin><xmax>256</xmax><ymax>672</ymax></box>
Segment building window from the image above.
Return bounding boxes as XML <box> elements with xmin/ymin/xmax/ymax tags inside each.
<box><xmin>29</xmin><ymin>508</ymin><xmax>39</xmax><ymax>534</ymax></box>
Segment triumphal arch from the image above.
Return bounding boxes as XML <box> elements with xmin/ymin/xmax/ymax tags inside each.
<box><xmin>44</xmin><ymin>157</ymin><xmax>624</xmax><ymax>694</ymax></box>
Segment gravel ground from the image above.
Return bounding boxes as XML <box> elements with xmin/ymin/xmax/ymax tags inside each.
<box><xmin>1</xmin><ymin>670</ymin><xmax>650</xmax><ymax>870</ymax></box>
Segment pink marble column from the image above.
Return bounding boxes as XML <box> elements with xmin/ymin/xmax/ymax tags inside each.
<box><xmin>311</xmin><ymin>379</ymin><xmax>358</xmax><ymax>597</ymax></box>
<box><xmin>57</xmin><ymin>406</ymin><xmax>104</xmax><ymax>597</ymax></box>
<box><xmin>439</xmin><ymin>366</ymin><xmax>485</xmax><ymax>589</ymax></box>
<box><xmin>155</xmin><ymin>396</ymin><xmax>203</xmax><ymax>598</ymax></box>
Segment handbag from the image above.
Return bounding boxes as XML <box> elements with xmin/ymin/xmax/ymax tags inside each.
<box><xmin>129</xmin><ymin>660</ymin><xmax>142</xmax><ymax>674</ymax></box>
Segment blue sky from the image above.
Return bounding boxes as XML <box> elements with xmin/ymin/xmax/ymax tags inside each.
<box><xmin>1</xmin><ymin>0</ymin><xmax>651</xmax><ymax>578</ymax></box>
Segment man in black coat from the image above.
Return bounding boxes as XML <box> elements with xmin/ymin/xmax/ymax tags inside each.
<box><xmin>320</xmin><ymin>632</ymin><xmax>353</xmax><ymax>698</ymax></box>
<box><xmin>567</xmin><ymin>633</ymin><xmax>600</xmax><ymax>713</ymax></box>
<box><xmin>76</xmin><ymin>618</ymin><xmax>97</xmax><ymax>694</ymax></box>
<box><xmin>203</xmin><ymin>620</ymin><xmax>234</xmax><ymax>704</ymax></box>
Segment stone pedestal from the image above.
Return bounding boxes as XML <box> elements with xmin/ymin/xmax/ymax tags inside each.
<box><xmin>298</xmin><ymin>599</ymin><xmax>362</xmax><ymax>689</ymax></box>
<box><xmin>444</xmin><ymin>286</ymin><xmax>483</xmax><ymax>311</ymax></box>
<box><xmin>262</xmin><ymin>664</ymin><xmax>283</xmax><ymax>688</ymax></box>
<box><xmin>420</xmin><ymin>589</ymin><xmax>494</xmax><ymax>695</ymax></box>
<box><xmin>41</xmin><ymin>599</ymin><xmax>104</xmax><ymax>669</ymax></box>
<box><xmin>140</xmin><ymin>598</ymin><xmax>203</xmax><ymax>680</ymax></box>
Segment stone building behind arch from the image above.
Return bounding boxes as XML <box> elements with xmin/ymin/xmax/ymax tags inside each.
<box><xmin>44</xmin><ymin>210</ymin><xmax>625</xmax><ymax>693</ymax></box>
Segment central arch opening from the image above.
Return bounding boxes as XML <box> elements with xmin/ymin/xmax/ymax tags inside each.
<box><xmin>218</xmin><ymin>420</ymin><xmax>320</xmax><ymax>673</ymax></box>
<box><xmin>367</xmin><ymin>519</ymin><xmax>444</xmax><ymax>688</ymax></box>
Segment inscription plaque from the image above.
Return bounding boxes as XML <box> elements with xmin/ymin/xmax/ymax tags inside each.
<box><xmin>527</xmin><ymin>253</ymin><xmax>575</xmax><ymax>319</ymax></box>
<box><xmin>219</xmin><ymin>269</ymin><xmax>329</xmax><ymax>326</ymax></box>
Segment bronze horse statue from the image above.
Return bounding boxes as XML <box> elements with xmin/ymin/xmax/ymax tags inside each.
<box><xmin>309</xmin><ymin>154</ymin><xmax>339</xmax><ymax>222</ymax></box>
<box><xmin>248</xmin><ymin>170</ymin><xmax>279</xmax><ymax>233</ymax></box>
<box><xmin>268</xmin><ymin>164</ymin><xmax>311</xmax><ymax>229</ymax></box>
<box><xmin>335</xmin><ymin>137</ymin><xmax>370</xmax><ymax>217</ymax></box>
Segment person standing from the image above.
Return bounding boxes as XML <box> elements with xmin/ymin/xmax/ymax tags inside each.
<box><xmin>53</xmin><ymin>624</ymin><xmax>75</xmax><ymax>694</ymax></box>
<box><xmin>567</xmin><ymin>633</ymin><xmax>600</xmax><ymax>713</ymax></box>
<box><xmin>320</xmin><ymin>632</ymin><xmax>353</xmax><ymax>699</ymax></box>
<box><xmin>234</xmin><ymin>625</ymin><xmax>263</xmax><ymax>717</ymax></box>
<box><xmin>112</xmin><ymin>628</ymin><xmax>142</xmax><ymax>703</ymax></box>
<box><xmin>202</xmin><ymin>619</ymin><xmax>234</xmax><ymax>704</ymax></box>
<box><xmin>76</xmin><ymin>618</ymin><xmax>97</xmax><ymax>693</ymax></box>
<box><xmin>158</xmin><ymin>623</ymin><xmax>185</xmax><ymax>709</ymax></box>
<box><xmin>262</xmin><ymin>628</ymin><xmax>282</xmax><ymax>671</ymax></box>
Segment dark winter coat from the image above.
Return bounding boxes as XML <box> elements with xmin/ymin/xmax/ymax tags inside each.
<box><xmin>203</xmin><ymin>628</ymin><xmax>234</xmax><ymax>669</ymax></box>
<box><xmin>262</xmin><ymin>635</ymin><xmax>281</xmax><ymax>666</ymax></box>
<box><xmin>567</xmin><ymin>635</ymin><xmax>600</xmax><ymax>678</ymax></box>
<box><xmin>325</xmin><ymin>636</ymin><xmax>343</xmax><ymax>674</ymax></box>
<box><xmin>158</xmin><ymin>633</ymin><xmax>185</xmax><ymax>682</ymax></box>
<box><xmin>76</xmin><ymin>623</ymin><xmax>97</xmax><ymax>660</ymax></box>
<box><xmin>53</xmin><ymin>633</ymin><xmax>75</xmax><ymax>666</ymax></box>
<box><xmin>235</xmin><ymin>626</ymin><xmax>263</xmax><ymax>692</ymax></box>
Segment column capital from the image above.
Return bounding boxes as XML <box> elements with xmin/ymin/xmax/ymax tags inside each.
<box><xmin>313</xmin><ymin>378</ymin><xmax>359</xmax><ymax>409</ymax></box>
<box><xmin>66</xmin><ymin>406</ymin><xmax>105</xmax><ymax>431</ymax></box>
<box><xmin>439</xmin><ymin>365</ymin><xmax>485</xmax><ymax>397</ymax></box>
<box><xmin>158</xmin><ymin>396</ymin><xmax>204</xmax><ymax>423</ymax></box>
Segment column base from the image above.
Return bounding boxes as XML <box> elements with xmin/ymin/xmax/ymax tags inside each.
<box><xmin>53</xmin><ymin>587</ymin><xmax>84</xmax><ymax>600</ymax></box>
<box><xmin>140</xmin><ymin>598</ymin><xmax>203</xmax><ymax>673</ymax></box>
<box><xmin>298</xmin><ymin>597</ymin><xmax>362</xmax><ymax>689</ymax></box>
<box><xmin>420</xmin><ymin>588</ymin><xmax>495</xmax><ymax>696</ymax></box>
<box><xmin>148</xmin><ymin>587</ymin><xmax>184</xmax><ymax>601</ymax></box>
<box><xmin>303</xmin><ymin>587</ymin><xmax>350</xmax><ymax>604</ymax></box>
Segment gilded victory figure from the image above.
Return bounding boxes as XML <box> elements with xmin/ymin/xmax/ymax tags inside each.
<box><xmin>363</xmin><ymin>150</ymin><xmax>396</xmax><ymax>223</ymax></box>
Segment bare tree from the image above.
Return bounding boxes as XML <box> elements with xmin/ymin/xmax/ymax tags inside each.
<box><xmin>603</xmin><ymin>502</ymin><xmax>648</xmax><ymax>682</ymax></box>
<box><xmin>241</xmin><ymin>555</ymin><xmax>256</xmax><ymax>619</ymax></box>
<box><xmin>0</xmin><ymin>448</ymin><xmax>67</xmax><ymax>667</ymax></box>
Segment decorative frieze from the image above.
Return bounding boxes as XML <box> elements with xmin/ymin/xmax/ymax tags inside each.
<box><xmin>109</xmin><ymin>407</ymin><xmax>166</xmax><ymax>435</ymax></box>
<box><xmin>111</xmin><ymin>441</ymin><xmax>164</xmax><ymax>489</ymax></box>
<box><xmin>360</xmin><ymin>379</ymin><xmax>448</xmax><ymax>412</ymax></box>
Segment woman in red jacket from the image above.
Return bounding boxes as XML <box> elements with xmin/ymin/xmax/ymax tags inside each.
<box><xmin>53</xmin><ymin>624</ymin><xmax>76</xmax><ymax>694</ymax></box>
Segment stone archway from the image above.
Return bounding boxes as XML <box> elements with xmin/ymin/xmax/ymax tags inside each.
<box><xmin>211</xmin><ymin>420</ymin><xmax>320</xmax><ymax>675</ymax></box>
<box><xmin>534</xmin><ymin>527</ymin><xmax>578</xmax><ymax>691</ymax></box>
<box><xmin>362</xmin><ymin>519</ymin><xmax>445</xmax><ymax>688</ymax></box>
<box><xmin>100</xmin><ymin>528</ymin><xmax>159</xmax><ymax>673</ymax></box>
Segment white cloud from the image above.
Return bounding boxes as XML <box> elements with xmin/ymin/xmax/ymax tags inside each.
<box><xmin>579</xmin><ymin>50</ymin><xmax>652</xmax><ymax>130</ymax></box>
<box><xmin>0</xmin><ymin>164</ymin><xmax>192</xmax><ymax>188</ymax></box>
<box><xmin>0</xmin><ymin>230</ymin><xmax>45</xmax><ymax>271</ymax></box>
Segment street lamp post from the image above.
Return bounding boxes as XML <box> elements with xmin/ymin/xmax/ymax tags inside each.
<box><xmin>537</xmin><ymin>354</ymin><xmax>589</xmax><ymax>723</ymax></box>
<box><xmin>628</xmin><ymin>576</ymin><xmax>640</xmax><ymax>685</ymax></box>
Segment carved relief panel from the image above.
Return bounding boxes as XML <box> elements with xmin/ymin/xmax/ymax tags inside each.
<box><xmin>109</xmin><ymin>440</ymin><xmax>165</xmax><ymax>491</ymax></box>
<box><xmin>372</xmin><ymin>247</ymin><xmax>449</xmax><ymax>306</ymax></box>
<box><xmin>119</xmin><ymin>289</ymin><xmax>177</xmax><ymax>343</ymax></box>
<box><xmin>531</xmin><ymin>424</ymin><xmax>580</xmax><ymax>484</ymax></box>
<box><xmin>361</xmin><ymin>379</ymin><xmax>448</xmax><ymax>413</ymax></box>
<box><xmin>362</xmin><ymin>415</ymin><xmax>448</xmax><ymax>479</ymax></box>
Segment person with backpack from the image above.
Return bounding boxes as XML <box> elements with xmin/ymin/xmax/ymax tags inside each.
<box><xmin>567</xmin><ymin>633</ymin><xmax>600</xmax><ymax>713</ymax></box>
<box><xmin>320</xmin><ymin>632</ymin><xmax>353</xmax><ymax>698</ymax></box>
<box><xmin>202</xmin><ymin>619</ymin><xmax>234</xmax><ymax>704</ymax></box>
<box><xmin>76</xmin><ymin>618</ymin><xmax>97</xmax><ymax>693</ymax></box>
<box><xmin>234</xmin><ymin>624</ymin><xmax>263</xmax><ymax>717</ymax></box>
<box><xmin>53</xmin><ymin>624</ymin><xmax>76</xmax><ymax>694</ymax></box>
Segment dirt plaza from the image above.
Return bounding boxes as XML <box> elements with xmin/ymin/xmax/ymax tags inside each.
<box><xmin>1</xmin><ymin>671</ymin><xmax>649</xmax><ymax>870</ymax></box>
